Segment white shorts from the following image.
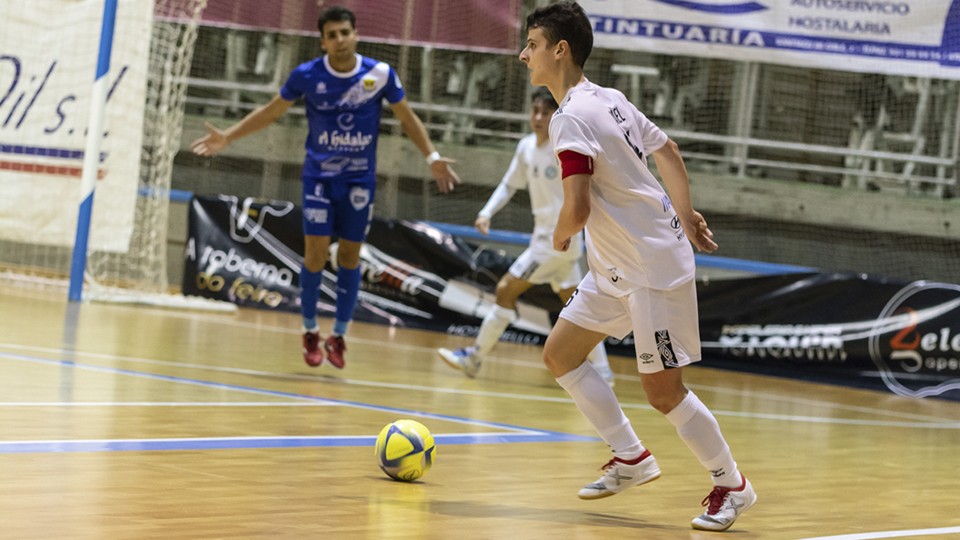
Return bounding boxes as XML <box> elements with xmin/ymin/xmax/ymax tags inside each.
<box><xmin>559</xmin><ymin>272</ymin><xmax>702</xmax><ymax>374</ymax></box>
<box><xmin>508</xmin><ymin>247</ymin><xmax>583</xmax><ymax>292</ymax></box>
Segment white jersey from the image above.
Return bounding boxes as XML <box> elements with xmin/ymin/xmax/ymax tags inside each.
<box><xmin>550</xmin><ymin>79</ymin><xmax>695</xmax><ymax>295</ymax></box>
<box><xmin>479</xmin><ymin>133</ymin><xmax>582</xmax><ymax>259</ymax></box>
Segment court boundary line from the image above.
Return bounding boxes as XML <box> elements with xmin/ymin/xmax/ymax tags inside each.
<box><xmin>2</xmin><ymin>344</ymin><xmax>959</xmax><ymax>430</ymax></box>
<box><xmin>0</xmin><ymin>351</ymin><xmax>598</xmax><ymax>454</ymax></box>
<box><xmin>799</xmin><ymin>525</ymin><xmax>960</xmax><ymax>539</ymax></box>
<box><xmin>4</xmin><ymin>333</ymin><xmax>958</xmax><ymax>425</ymax></box>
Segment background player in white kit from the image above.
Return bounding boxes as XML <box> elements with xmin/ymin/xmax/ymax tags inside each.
<box><xmin>520</xmin><ymin>2</ymin><xmax>756</xmax><ymax>532</ymax></box>
<box><xmin>437</xmin><ymin>89</ymin><xmax>613</xmax><ymax>386</ymax></box>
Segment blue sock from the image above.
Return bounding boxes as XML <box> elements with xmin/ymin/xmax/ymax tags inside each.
<box><xmin>334</xmin><ymin>265</ymin><xmax>360</xmax><ymax>335</ymax></box>
<box><xmin>300</xmin><ymin>268</ymin><xmax>322</xmax><ymax>329</ymax></box>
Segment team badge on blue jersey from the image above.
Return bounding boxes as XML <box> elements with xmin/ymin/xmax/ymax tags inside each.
<box><xmin>350</xmin><ymin>186</ymin><xmax>371</xmax><ymax>210</ymax></box>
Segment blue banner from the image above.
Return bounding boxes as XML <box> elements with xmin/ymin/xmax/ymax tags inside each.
<box><xmin>582</xmin><ymin>0</ymin><xmax>960</xmax><ymax>79</ymax></box>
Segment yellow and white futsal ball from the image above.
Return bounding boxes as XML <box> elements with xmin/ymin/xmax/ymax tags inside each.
<box><xmin>375</xmin><ymin>419</ymin><xmax>436</xmax><ymax>482</ymax></box>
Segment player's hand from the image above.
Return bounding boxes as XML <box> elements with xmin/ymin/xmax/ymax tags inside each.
<box><xmin>553</xmin><ymin>233</ymin><xmax>571</xmax><ymax>252</ymax></box>
<box><xmin>474</xmin><ymin>216</ymin><xmax>491</xmax><ymax>236</ymax></box>
<box><xmin>680</xmin><ymin>210</ymin><xmax>718</xmax><ymax>253</ymax></box>
<box><xmin>431</xmin><ymin>158</ymin><xmax>460</xmax><ymax>194</ymax></box>
<box><xmin>191</xmin><ymin>122</ymin><xmax>229</xmax><ymax>157</ymax></box>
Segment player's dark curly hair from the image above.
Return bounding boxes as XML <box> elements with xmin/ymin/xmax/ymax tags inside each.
<box><xmin>318</xmin><ymin>6</ymin><xmax>356</xmax><ymax>33</ymax></box>
<box><xmin>525</xmin><ymin>1</ymin><xmax>593</xmax><ymax>68</ymax></box>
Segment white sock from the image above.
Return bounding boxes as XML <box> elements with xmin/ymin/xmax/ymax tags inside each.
<box><xmin>556</xmin><ymin>361</ymin><xmax>643</xmax><ymax>458</ymax></box>
<box><xmin>475</xmin><ymin>305</ymin><xmax>514</xmax><ymax>356</ymax></box>
<box><xmin>586</xmin><ymin>342</ymin><xmax>610</xmax><ymax>370</ymax></box>
<box><xmin>665</xmin><ymin>391</ymin><xmax>741</xmax><ymax>488</ymax></box>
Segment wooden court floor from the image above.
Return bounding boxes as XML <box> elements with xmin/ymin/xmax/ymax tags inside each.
<box><xmin>1</xmin><ymin>284</ymin><xmax>960</xmax><ymax>540</ymax></box>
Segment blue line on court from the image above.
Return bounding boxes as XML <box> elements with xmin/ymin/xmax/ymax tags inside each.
<box><xmin>0</xmin><ymin>432</ymin><xmax>598</xmax><ymax>454</ymax></box>
<box><xmin>0</xmin><ymin>352</ymin><xmax>600</xmax><ymax>454</ymax></box>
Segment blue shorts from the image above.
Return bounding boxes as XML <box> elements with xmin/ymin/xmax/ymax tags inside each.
<box><xmin>301</xmin><ymin>175</ymin><xmax>376</xmax><ymax>242</ymax></box>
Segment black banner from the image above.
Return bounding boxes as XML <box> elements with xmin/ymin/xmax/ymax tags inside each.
<box><xmin>183</xmin><ymin>195</ymin><xmax>561</xmax><ymax>345</ymax></box>
<box><xmin>700</xmin><ymin>273</ymin><xmax>960</xmax><ymax>400</ymax></box>
<box><xmin>183</xmin><ymin>195</ymin><xmax>960</xmax><ymax>400</ymax></box>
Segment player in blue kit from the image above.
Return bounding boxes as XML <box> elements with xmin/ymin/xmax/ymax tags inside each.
<box><xmin>192</xmin><ymin>6</ymin><xmax>459</xmax><ymax>369</ymax></box>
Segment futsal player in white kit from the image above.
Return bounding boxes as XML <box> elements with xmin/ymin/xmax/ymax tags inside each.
<box><xmin>520</xmin><ymin>2</ymin><xmax>756</xmax><ymax>532</ymax></box>
<box><xmin>437</xmin><ymin>88</ymin><xmax>614</xmax><ymax>386</ymax></box>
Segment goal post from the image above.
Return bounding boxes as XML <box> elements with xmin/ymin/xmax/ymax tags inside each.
<box><xmin>69</xmin><ymin>0</ymin><xmax>118</xmax><ymax>302</ymax></box>
<box><xmin>0</xmin><ymin>0</ymin><xmax>231</xmax><ymax>310</ymax></box>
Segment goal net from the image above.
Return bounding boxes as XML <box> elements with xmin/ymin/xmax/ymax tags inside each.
<box><xmin>0</xmin><ymin>0</ymin><xmax>230</xmax><ymax>308</ymax></box>
<box><xmin>172</xmin><ymin>1</ymin><xmax>959</xmax><ymax>285</ymax></box>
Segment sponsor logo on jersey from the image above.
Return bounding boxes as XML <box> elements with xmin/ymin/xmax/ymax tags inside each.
<box><xmin>318</xmin><ymin>156</ymin><xmax>353</xmax><ymax>176</ymax></box>
<box><xmin>363</xmin><ymin>76</ymin><xmax>376</xmax><ymax>91</ymax></box>
<box><xmin>545</xmin><ymin>164</ymin><xmax>559</xmax><ymax>179</ymax></box>
<box><xmin>868</xmin><ymin>281</ymin><xmax>960</xmax><ymax>398</ymax></box>
<box><xmin>670</xmin><ymin>214</ymin><xmax>685</xmax><ymax>241</ymax></box>
<box><xmin>317</xmin><ymin>130</ymin><xmax>374</xmax><ymax>151</ymax></box>
<box><xmin>337</xmin><ymin>113</ymin><xmax>356</xmax><ymax>131</ymax></box>
<box><xmin>315</xmin><ymin>82</ymin><xmax>327</xmax><ymax>94</ymax></box>
<box><xmin>661</xmin><ymin>195</ymin><xmax>673</xmax><ymax>212</ymax></box>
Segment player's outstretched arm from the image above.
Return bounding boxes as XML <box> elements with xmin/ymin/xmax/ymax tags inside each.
<box><xmin>389</xmin><ymin>98</ymin><xmax>460</xmax><ymax>193</ymax></box>
<box><xmin>652</xmin><ymin>139</ymin><xmax>718</xmax><ymax>253</ymax></box>
<box><xmin>191</xmin><ymin>95</ymin><xmax>293</xmax><ymax>157</ymax></box>
<box><xmin>475</xmin><ymin>181</ymin><xmax>517</xmax><ymax>235</ymax></box>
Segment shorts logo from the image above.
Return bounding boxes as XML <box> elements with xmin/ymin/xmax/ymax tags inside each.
<box><xmin>638</xmin><ymin>352</ymin><xmax>655</xmax><ymax>364</ymax></box>
<box><xmin>563</xmin><ymin>288</ymin><xmax>579</xmax><ymax>308</ymax></box>
<box><xmin>304</xmin><ymin>208</ymin><xmax>328</xmax><ymax>224</ymax></box>
<box><xmin>350</xmin><ymin>186</ymin><xmax>371</xmax><ymax>211</ymax></box>
<box><xmin>656</xmin><ymin>329</ymin><xmax>680</xmax><ymax>368</ymax></box>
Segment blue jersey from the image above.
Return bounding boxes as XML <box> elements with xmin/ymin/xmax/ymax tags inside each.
<box><xmin>280</xmin><ymin>54</ymin><xmax>405</xmax><ymax>180</ymax></box>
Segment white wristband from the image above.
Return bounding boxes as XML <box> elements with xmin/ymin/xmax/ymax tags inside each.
<box><xmin>425</xmin><ymin>151</ymin><xmax>441</xmax><ymax>165</ymax></box>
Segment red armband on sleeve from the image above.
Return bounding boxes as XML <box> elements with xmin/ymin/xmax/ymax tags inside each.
<box><xmin>558</xmin><ymin>150</ymin><xmax>594</xmax><ymax>178</ymax></box>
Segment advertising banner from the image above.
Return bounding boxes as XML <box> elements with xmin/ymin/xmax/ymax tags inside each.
<box><xmin>580</xmin><ymin>0</ymin><xmax>960</xmax><ymax>79</ymax></box>
<box><xmin>197</xmin><ymin>0</ymin><xmax>522</xmax><ymax>54</ymax></box>
<box><xmin>183</xmin><ymin>195</ymin><xmax>960</xmax><ymax>400</ymax></box>
<box><xmin>0</xmin><ymin>0</ymin><xmax>152</xmax><ymax>251</ymax></box>
<box><xmin>183</xmin><ymin>195</ymin><xmax>559</xmax><ymax>345</ymax></box>
<box><xmin>700</xmin><ymin>273</ymin><xmax>960</xmax><ymax>400</ymax></box>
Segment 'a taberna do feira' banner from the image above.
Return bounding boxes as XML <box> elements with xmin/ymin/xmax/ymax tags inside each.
<box><xmin>0</xmin><ymin>0</ymin><xmax>153</xmax><ymax>252</ymax></box>
<box><xmin>580</xmin><ymin>0</ymin><xmax>960</xmax><ymax>79</ymax></box>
